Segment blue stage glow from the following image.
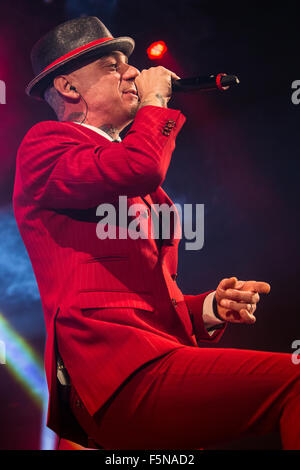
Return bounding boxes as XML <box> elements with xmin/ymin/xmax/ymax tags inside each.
<box><xmin>0</xmin><ymin>207</ymin><xmax>40</xmax><ymax>303</ymax></box>
<box><xmin>0</xmin><ymin>206</ymin><xmax>56</xmax><ymax>449</ymax></box>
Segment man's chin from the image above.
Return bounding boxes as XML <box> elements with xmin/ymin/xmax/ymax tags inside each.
<box><xmin>121</xmin><ymin>102</ymin><xmax>139</xmax><ymax>126</ymax></box>
<box><xmin>129</xmin><ymin>101</ymin><xmax>139</xmax><ymax>118</ymax></box>
<box><xmin>114</xmin><ymin>102</ymin><xmax>140</xmax><ymax>131</ymax></box>
<box><xmin>119</xmin><ymin>110</ymin><xmax>137</xmax><ymax>132</ymax></box>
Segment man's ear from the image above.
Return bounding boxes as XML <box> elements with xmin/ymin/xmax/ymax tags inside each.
<box><xmin>53</xmin><ymin>76</ymin><xmax>78</xmax><ymax>99</ymax></box>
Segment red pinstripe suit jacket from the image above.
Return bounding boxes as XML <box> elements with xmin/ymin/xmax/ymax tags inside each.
<box><xmin>13</xmin><ymin>105</ymin><xmax>225</xmax><ymax>442</ymax></box>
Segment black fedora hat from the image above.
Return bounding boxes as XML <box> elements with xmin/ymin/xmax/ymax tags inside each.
<box><xmin>26</xmin><ymin>16</ymin><xmax>135</xmax><ymax>99</ymax></box>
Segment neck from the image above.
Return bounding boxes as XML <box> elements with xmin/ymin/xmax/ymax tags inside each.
<box><xmin>64</xmin><ymin>115</ymin><xmax>121</xmax><ymax>140</ymax></box>
<box><xmin>63</xmin><ymin>108</ymin><xmax>127</xmax><ymax>140</ymax></box>
<box><xmin>81</xmin><ymin>115</ymin><xmax>121</xmax><ymax>139</ymax></box>
<box><xmin>97</xmin><ymin>124</ymin><xmax>120</xmax><ymax>140</ymax></box>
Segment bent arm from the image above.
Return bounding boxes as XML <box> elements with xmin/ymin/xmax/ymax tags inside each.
<box><xmin>16</xmin><ymin>106</ymin><xmax>185</xmax><ymax>209</ymax></box>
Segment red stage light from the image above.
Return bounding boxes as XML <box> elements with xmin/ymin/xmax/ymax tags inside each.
<box><xmin>147</xmin><ymin>41</ymin><xmax>167</xmax><ymax>60</ymax></box>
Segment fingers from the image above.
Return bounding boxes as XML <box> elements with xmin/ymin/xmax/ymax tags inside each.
<box><xmin>218</xmin><ymin>277</ymin><xmax>238</xmax><ymax>291</ymax></box>
<box><xmin>218</xmin><ymin>278</ymin><xmax>270</xmax><ymax>295</ymax></box>
<box><xmin>239</xmin><ymin>308</ymin><xmax>257</xmax><ymax>324</ymax></box>
<box><xmin>215</xmin><ymin>276</ymin><xmax>269</xmax><ymax>326</ymax></box>
<box><xmin>135</xmin><ymin>65</ymin><xmax>180</xmax><ymax>103</ymax></box>
<box><xmin>223</xmin><ymin>306</ymin><xmax>257</xmax><ymax>324</ymax></box>
<box><xmin>224</xmin><ymin>289</ymin><xmax>260</xmax><ymax>304</ymax></box>
<box><xmin>235</xmin><ymin>280</ymin><xmax>245</xmax><ymax>289</ymax></box>
<box><xmin>222</xmin><ymin>305</ymin><xmax>257</xmax><ymax>324</ymax></box>
<box><xmin>170</xmin><ymin>70</ymin><xmax>181</xmax><ymax>81</ymax></box>
<box><xmin>139</xmin><ymin>65</ymin><xmax>179</xmax><ymax>81</ymax></box>
<box><xmin>150</xmin><ymin>65</ymin><xmax>180</xmax><ymax>80</ymax></box>
<box><xmin>219</xmin><ymin>298</ymin><xmax>257</xmax><ymax>314</ymax></box>
<box><xmin>250</xmin><ymin>281</ymin><xmax>271</xmax><ymax>294</ymax></box>
<box><xmin>240</xmin><ymin>280</ymin><xmax>271</xmax><ymax>295</ymax></box>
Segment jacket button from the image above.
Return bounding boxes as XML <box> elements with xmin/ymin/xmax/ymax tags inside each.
<box><xmin>171</xmin><ymin>273</ymin><xmax>178</xmax><ymax>281</ymax></box>
<box><xmin>171</xmin><ymin>298</ymin><xmax>177</xmax><ymax>306</ymax></box>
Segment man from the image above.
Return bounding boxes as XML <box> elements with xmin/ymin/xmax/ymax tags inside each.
<box><xmin>13</xmin><ymin>16</ymin><xmax>300</xmax><ymax>449</ymax></box>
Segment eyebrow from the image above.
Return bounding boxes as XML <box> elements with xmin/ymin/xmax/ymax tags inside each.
<box><xmin>100</xmin><ymin>52</ymin><xmax>128</xmax><ymax>65</ymax></box>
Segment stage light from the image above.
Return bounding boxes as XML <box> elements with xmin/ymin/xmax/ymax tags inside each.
<box><xmin>0</xmin><ymin>313</ymin><xmax>45</xmax><ymax>406</ymax></box>
<box><xmin>147</xmin><ymin>41</ymin><xmax>167</xmax><ymax>60</ymax></box>
<box><xmin>0</xmin><ymin>313</ymin><xmax>56</xmax><ymax>449</ymax></box>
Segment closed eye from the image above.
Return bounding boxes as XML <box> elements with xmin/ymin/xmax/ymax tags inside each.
<box><xmin>108</xmin><ymin>63</ymin><xmax>118</xmax><ymax>70</ymax></box>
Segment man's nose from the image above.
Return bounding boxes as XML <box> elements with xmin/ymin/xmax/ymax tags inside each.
<box><xmin>122</xmin><ymin>63</ymin><xmax>140</xmax><ymax>80</ymax></box>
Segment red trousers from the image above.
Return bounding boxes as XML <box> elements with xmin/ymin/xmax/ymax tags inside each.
<box><xmin>69</xmin><ymin>346</ymin><xmax>300</xmax><ymax>449</ymax></box>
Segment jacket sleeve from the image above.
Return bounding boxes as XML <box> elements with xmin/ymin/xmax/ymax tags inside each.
<box><xmin>184</xmin><ymin>293</ymin><xmax>227</xmax><ymax>344</ymax></box>
<box><xmin>17</xmin><ymin>106</ymin><xmax>186</xmax><ymax>209</ymax></box>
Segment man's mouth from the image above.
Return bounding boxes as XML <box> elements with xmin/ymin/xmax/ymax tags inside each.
<box><xmin>122</xmin><ymin>88</ymin><xmax>138</xmax><ymax>97</ymax></box>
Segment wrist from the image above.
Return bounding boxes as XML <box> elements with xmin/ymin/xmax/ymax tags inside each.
<box><xmin>139</xmin><ymin>93</ymin><xmax>168</xmax><ymax>109</ymax></box>
<box><xmin>213</xmin><ymin>295</ymin><xmax>226</xmax><ymax>322</ymax></box>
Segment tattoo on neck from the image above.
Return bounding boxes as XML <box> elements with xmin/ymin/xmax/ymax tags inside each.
<box><xmin>66</xmin><ymin>112</ymin><xmax>85</xmax><ymax>123</ymax></box>
<box><xmin>99</xmin><ymin>124</ymin><xmax>119</xmax><ymax>140</ymax></box>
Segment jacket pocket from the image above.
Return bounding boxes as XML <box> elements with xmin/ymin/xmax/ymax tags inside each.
<box><xmin>77</xmin><ymin>257</ymin><xmax>147</xmax><ymax>293</ymax></box>
<box><xmin>77</xmin><ymin>290</ymin><xmax>155</xmax><ymax>312</ymax></box>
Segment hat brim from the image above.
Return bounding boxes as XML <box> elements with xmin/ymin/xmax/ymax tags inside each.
<box><xmin>26</xmin><ymin>36</ymin><xmax>135</xmax><ymax>100</ymax></box>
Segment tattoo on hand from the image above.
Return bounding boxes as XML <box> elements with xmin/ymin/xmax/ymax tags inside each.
<box><xmin>140</xmin><ymin>93</ymin><xmax>167</xmax><ymax>109</ymax></box>
<box><xmin>154</xmin><ymin>93</ymin><xmax>167</xmax><ymax>107</ymax></box>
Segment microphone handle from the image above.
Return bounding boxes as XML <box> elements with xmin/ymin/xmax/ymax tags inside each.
<box><xmin>172</xmin><ymin>74</ymin><xmax>240</xmax><ymax>92</ymax></box>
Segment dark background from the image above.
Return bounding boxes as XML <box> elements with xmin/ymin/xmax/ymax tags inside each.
<box><xmin>0</xmin><ymin>0</ymin><xmax>299</xmax><ymax>449</ymax></box>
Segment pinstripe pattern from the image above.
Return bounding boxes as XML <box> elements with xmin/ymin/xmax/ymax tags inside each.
<box><xmin>13</xmin><ymin>106</ymin><xmax>225</xmax><ymax>440</ymax></box>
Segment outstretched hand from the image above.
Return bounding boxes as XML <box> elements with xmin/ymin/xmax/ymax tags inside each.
<box><xmin>215</xmin><ymin>277</ymin><xmax>271</xmax><ymax>324</ymax></box>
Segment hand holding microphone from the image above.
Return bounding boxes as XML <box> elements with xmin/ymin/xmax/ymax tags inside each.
<box><xmin>135</xmin><ymin>65</ymin><xmax>181</xmax><ymax>109</ymax></box>
<box><xmin>135</xmin><ymin>66</ymin><xmax>240</xmax><ymax>110</ymax></box>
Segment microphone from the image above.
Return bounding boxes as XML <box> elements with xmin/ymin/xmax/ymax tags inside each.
<box><xmin>172</xmin><ymin>73</ymin><xmax>240</xmax><ymax>92</ymax></box>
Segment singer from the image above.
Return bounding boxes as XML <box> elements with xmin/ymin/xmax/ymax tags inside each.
<box><xmin>13</xmin><ymin>16</ymin><xmax>300</xmax><ymax>450</ymax></box>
